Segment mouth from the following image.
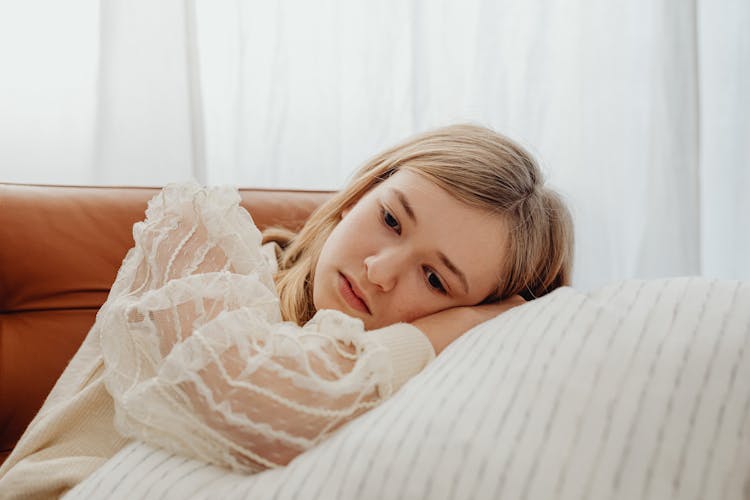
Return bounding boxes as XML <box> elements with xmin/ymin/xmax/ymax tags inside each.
<box><xmin>338</xmin><ymin>273</ymin><xmax>371</xmax><ymax>315</ymax></box>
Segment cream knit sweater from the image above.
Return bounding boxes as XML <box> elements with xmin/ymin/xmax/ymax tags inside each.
<box><xmin>0</xmin><ymin>183</ymin><xmax>435</xmax><ymax>499</ymax></box>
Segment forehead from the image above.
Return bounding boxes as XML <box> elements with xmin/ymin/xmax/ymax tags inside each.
<box><xmin>370</xmin><ymin>170</ymin><xmax>508</xmax><ymax>298</ymax></box>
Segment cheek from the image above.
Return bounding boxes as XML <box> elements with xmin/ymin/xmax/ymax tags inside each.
<box><xmin>320</xmin><ymin>216</ymin><xmax>356</xmax><ymax>259</ymax></box>
<box><xmin>320</xmin><ymin>228</ymin><xmax>352</xmax><ymax>266</ymax></box>
<box><xmin>328</xmin><ymin>216</ymin><xmax>374</xmax><ymax>261</ymax></box>
<box><xmin>312</xmin><ymin>232</ymin><xmax>342</xmax><ymax>304</ymax></box>
<box><xmin>378</xmin><ymin>305</ymin><xmax>433</xmax><ymax>327</ymax></box>
<box><xmin>313</xmin><ymin>222</ymin><xmax>361</xmax><ymax>294</ymax></box>
<box><xmin>383</xmin><ymin>285</ymin><xmax>444</xmax><ymax>323</ymax></box>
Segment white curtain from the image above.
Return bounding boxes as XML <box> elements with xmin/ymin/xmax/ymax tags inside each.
<box><xmin>0</xmin><ymin>0</ymin><xmax>202</xmax><ymax>185</ymax></box>
<box><xmin>0</xmin><ymin>1</ymin><xmax>99</xmax><ymax>183</ymax></box>
<box><xmin>698</xmin><ymin>0</ymin><xmax>750</xmax><ymax>286</ymax></box>
<box><xmin>0</xmin><ymin>0</ymin><xmax>747</xmax><ymax>290</ymax></box>
<box><xmin>92</xmin><ymin>0</ymin><xmax>205</xmax><ymax>185</ymax></box>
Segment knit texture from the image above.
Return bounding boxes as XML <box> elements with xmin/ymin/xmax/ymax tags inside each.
<box><xmin>65</xmin><ymin>278</ymin><xmax>750</xmax><ymax>500</ymax></box>
<box><xmin>0</xmin><ymin>182</ymin><xmax>435</xmax><ymax>498</ymax></box>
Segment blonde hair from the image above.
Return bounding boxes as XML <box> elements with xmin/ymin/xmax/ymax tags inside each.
<box><xmin>262</xmin><ymin>124</ymin><xmax>574</xmax><ymax>325</ymax></box>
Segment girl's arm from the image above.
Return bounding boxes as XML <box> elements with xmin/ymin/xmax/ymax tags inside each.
<box><xmin>99</xmin><ymin>183</ymin><xmax>434</xmax><ymax>473</ymax></box>
<box><xmin>411</xmin><ymin>296</ymin><xmax>526</xmax><ymax>355</ymax></box>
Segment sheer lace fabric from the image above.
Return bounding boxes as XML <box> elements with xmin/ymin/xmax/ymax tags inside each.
<box><xmin>98</xmin><ymin>183</ymin><xmax>395</xmax><ymax>472</ymax></box>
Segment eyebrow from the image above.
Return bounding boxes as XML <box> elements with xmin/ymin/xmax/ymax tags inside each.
<box><xmin>393</xmin><ymin>188</ymin><xmax>470</xmax><ymax>295</ymax></box>
<box><xmin>439</xmin><ymin>252</ymin><xmax>470</xmax><ymax>295</ymax></box>
<box><xmin>394</xmin><ymin>189</ymin><xmax>416</xmax><ymax>223</ymax></box>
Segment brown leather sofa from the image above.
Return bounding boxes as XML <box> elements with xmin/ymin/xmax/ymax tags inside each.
<box><xmin>0</xmin><ymin>183</ymin><xmax>332</xmax><ymax>466</ymax></box>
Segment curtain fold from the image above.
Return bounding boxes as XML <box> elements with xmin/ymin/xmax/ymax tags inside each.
<box><xmin>698</xmin><ymin>0</ymin><xmax>750</xmax><ymax>281</ymax></box>
<box><xmin>0</xmin><ymin>0</ymin><xmax>746</xmax><ymax>288</ymax></box>
<box><xmin>0</xmin><ymin>1</ymin><xmax>99</xmax><ymax>183</ymax></box>
<box><xmin>93</xmin><ymin>0</ymin><xmax>203</xmax><ymax>185</ymax></box>
<box><xmin>198</xmin><ymin>0</ymin><xmax>747</xmax><ymax>288</ymax></box>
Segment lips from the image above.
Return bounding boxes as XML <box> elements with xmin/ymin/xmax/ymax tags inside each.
<box><xmin>338</xmin><ymin>273</ymin><xmax>371</xmax><ymax>314</ymax></box>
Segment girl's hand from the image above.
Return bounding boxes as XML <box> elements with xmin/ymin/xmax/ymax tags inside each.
<box><xmin>410</xmin><ymin>295</ymin><xmax>526</xmax><ymax>356</ymax></box>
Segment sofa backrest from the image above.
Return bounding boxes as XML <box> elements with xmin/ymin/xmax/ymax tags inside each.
<box><xmin>0</xmin><ymin>183</ymin><xmax>332</xmax><ymax>464</ymax></box>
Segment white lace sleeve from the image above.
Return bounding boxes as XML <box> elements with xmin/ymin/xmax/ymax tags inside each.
<box><xmin>97</xmin><ymin>183</ymin><xmax>434</xmax><ymax>473</ymax></box>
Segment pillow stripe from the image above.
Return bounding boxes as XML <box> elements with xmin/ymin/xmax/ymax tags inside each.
<box><xmin>521</xmin><ymin>284</ymin><xmax>616</xmax><ymax>500</ymax></box>
<box><xmin>344</xmin><ymin>305</ymin><xmax>508</xmax><ymax>500</ymax></box>
<box><xmin>719</xmin><ymin>295</ymin><xmax>750</xmax><ymax>500</ymax></box>
<box><xmin>612</xmin><ymin>279</ymin><xmax>697</xmax><ymax>498</ymax></box>
<box><xmin>634</xmin><ymin>279</ymin><xmax>694</xmax><ymax>499</ymax></box>
<box><xmin>421</xmin><ymin>302</ymin><xmax>532</xmax><ymax>500</ymax></box>
<box><xmin>472</xmin><ymin>289</ymin><xmax>581</xmax><ymax>500</ymax></box>
<box><xmin>369</xmin><ymin>292</ymin><xmax>546</xmax><ymax>500</ymax></box>
<box><xmin>138</xmin><ymin>456</ymin><xmax>190</xmax><ymax>499</ymax></box>
<box><xmin>553</xmin><ymin>279</ymin><xmax>635</xmax><ymax>496</ymax></box>
<box><xmin>677</xmin><ymin>281</ymin><xmax>742</xmax><ymax>500</ymax></box>
<box><xmin>81</xmin><ymin>439</ymin><xmax>144</xmax><ymax>499</ymax></box>
<box><xmin>708</xmin><ymin>287</ymin><xmax>750</xmax><ymax>499</ymax></box>
<box><xmin>62</xmin><ymin>278</ymin><xmax>750</xmax><ymax>500</ymax></box>
<box><xmin>581</xmin><ymin>279</ymin><xmax>674</xmax><ymax>500</ymax></box>
<box><xmin>410</xmin><ymin>289</ymin><xmax>572</xmax><ymax>500</ymax></box>
<box><xmin>723</xmin><ymin>356</ymin><xmax>750</xmax><ymax>500</ymax></box>
<box><xmin>493</xmin><ymin>292</ymin><xmax>590</xmax><ymax>499</ymax></box>
<box><xmin>438</xmin><ymin>292</ymin><xmax>551</xmax><ymax>500</ymax></box>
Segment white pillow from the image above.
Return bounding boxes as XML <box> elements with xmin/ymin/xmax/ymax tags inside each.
<box><xmin>65</xmin><ymin>277</ymin><xmax>750</xmax><ymax>500</ymax></box>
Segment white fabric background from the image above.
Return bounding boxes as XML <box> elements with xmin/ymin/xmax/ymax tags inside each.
<box><xmin>0</xmin><ymin>0</ymin><xmax>747</xmax><ymax>290</ymax></box>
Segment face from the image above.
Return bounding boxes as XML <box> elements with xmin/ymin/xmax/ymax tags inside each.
<box><xmin>313</xmin><ymin>169</ymin><xmax>509</xmax><ymax>330</ymax></box>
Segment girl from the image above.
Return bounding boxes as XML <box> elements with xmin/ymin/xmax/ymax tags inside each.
<box><xmin>0</xmin><ymin>124</ymin><xmax>573</xmax><ymax>497</ymax></box>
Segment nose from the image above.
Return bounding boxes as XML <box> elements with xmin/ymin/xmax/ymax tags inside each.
<box><xmin>364</xmin><ymin>248</ymin><xmax>405</xmax><ymax>292</ymax></box>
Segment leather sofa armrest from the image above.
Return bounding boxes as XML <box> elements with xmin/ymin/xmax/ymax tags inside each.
<box><xmin>0</xmin><ymin>183</ymin><xmax>332</xmax><ymax>463</ymax></box>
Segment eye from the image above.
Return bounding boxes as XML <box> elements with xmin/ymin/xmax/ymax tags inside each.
<box><xmin>381</xmin><ymin>207</ymin><xmax>401</xmax><ymax>234</ymax></box>
<box><xmin>424</xmin><ymin>267</ymin><xmax>447</xmax><ymax>294</ymax></box>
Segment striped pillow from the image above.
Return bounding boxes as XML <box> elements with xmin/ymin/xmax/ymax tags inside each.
<box><xmin>65</xmin><ymin>278</ymin><xmax>750</xmax><ymax>500</ymax></box>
